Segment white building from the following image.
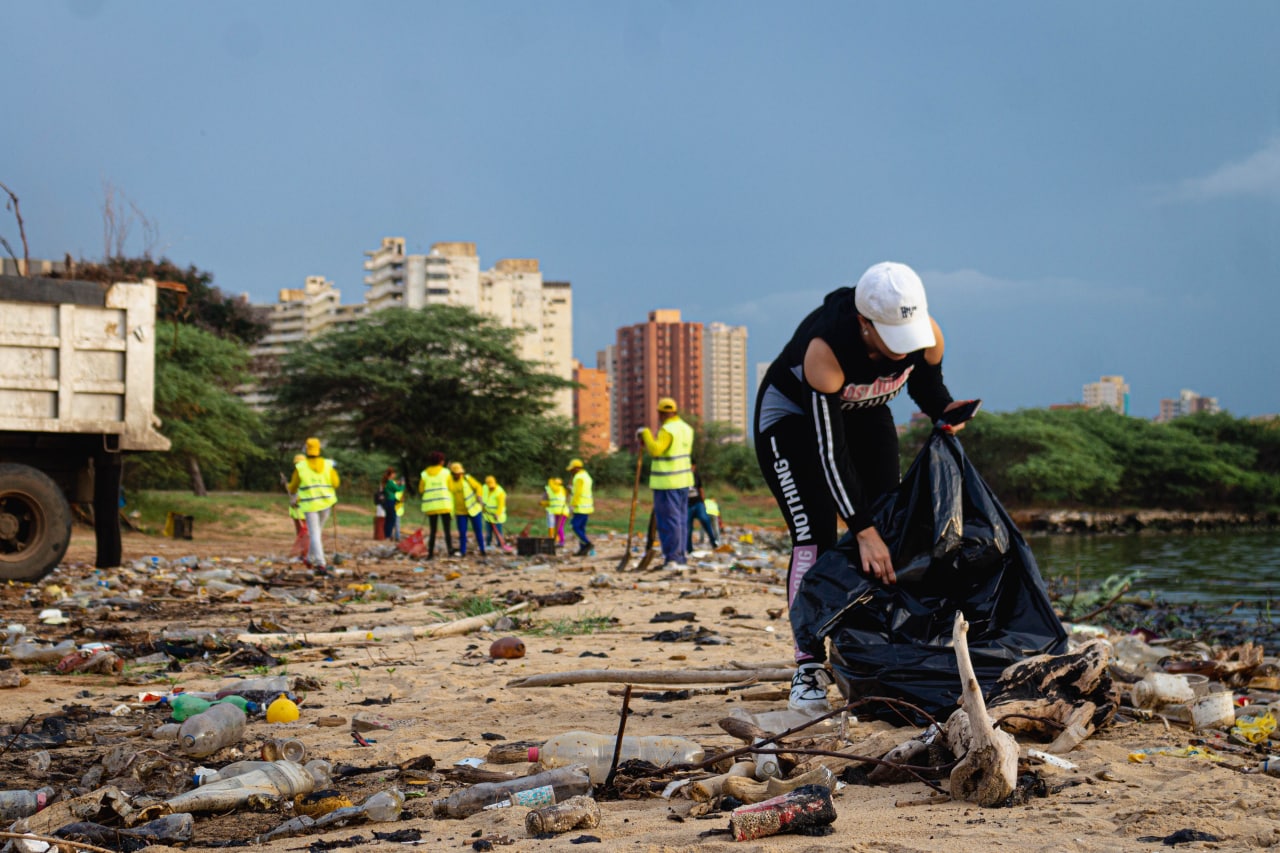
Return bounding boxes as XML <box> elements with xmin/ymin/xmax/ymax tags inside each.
<box><xmin>362</xmin><ymin>238</ymin><xmax>573</xmax><ymax>419</ymax></box>
<box><xmin>704</xmin><ymin>322</ymin><xmax>749</xmax><ymax>441</ymax></box>
<box><xmin>1083</xmin><ymin>375</ymin><xmax>1130</xmax><ymax>415</ymax></box>
<box><xmin>1157</xmin><ymin>389</ymin><xmax>1220</xmax><ymax>422</ymax></box>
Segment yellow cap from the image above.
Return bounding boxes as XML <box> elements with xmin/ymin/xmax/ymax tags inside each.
<box><xmin>485</xmin><ymin>475</ymin><xmax>497</xmax><ymax>487</ymax></box>
<box><xmin>304</xmin><ymin>437</ymin><xmax>322</xmax><ymax>456</ymax></box>
<box><xmin>449</xmin><ymin>462</ymin><xmax>464</xmax><ymax>474</ymax></box>
<box><xmin>566</xmin><ymin>458</ymin><xmax>583</xmax><ymax>471</ymax></box>
<box><xmin>657</xmin><ymin>397</ymin><xmax>678</xmax><ymax>413</ymax></box>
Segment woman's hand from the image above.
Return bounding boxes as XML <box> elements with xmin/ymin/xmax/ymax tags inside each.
<box><xmin>856</xmin><ymin>526</ymin><xmax>896</xmax><ymax>584</ymax></box>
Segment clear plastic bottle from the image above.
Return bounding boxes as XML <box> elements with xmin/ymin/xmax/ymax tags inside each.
<box><xmin>1259</xmin><ymin>756</ymin><xmax>1280</xmax><ymax>776</ymax></box>
<box><xmin>0</xmin><ymin>787</ymin><xmax>55</xmax><ymax>821</ymax></box>
<box><xmin>1129</xmin><ymin>672</ymin><xmax>1194</xmax><ymax>708</ymax></box>
<box><xmin>178</xmin><ymin>702</ymin><xmax>246</xmax><ymax>758</ymax></box>
<box><xmin>164</xmin><ymin>760</ymin><xmax>317</xmax><ymax>813</ymax></box>
<box><xmin>199</xmin><ymin>758</ymin><xmax>331</xmax><ymax>787</ymax></box>
<box><xmin>358</xmin><ymin>788</ymin><xmax>404</xmax><ymax>822</ymax></box>
<box><xmin>532</xmin><ymin>731</ymin><xmax>706</xmax><ymax>782</ymax></box>
<box><xmin>214</xmin><ymin>675</ymin><xmax>293</xmax><ymax>706</ymax></box>
<box><xmin>7</xmin><ymin>639</ymin><xmax>77</xmax><ymax>665</ymax></box>
<box><xmin>431</xmin><ymin>765</ymin><xmax>592</xmax><ymax>818</ymax></box>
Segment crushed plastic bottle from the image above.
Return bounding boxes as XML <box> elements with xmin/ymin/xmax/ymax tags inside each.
<box><xmin>165</xmin><ymin>694</ymin><xmax>257</xmax><ymax>722</ymax></box>
<box><xmin>214</xmin><ymin>675</ymin><xmax>293</xmax><ymax>706</ymax></box>
<box><xmin>164</xmin><ymin>760</ymin><xmax>317</xmax><ymax>813</ymax></box>
<box><xmin>431</xmin><ymin>765</ymin><xmax>592</xmax><ymax>818</ymax></box>
<box><xmin>532</xmin><ymin>731</ymin><xmax>705</xmax><ymax>783</ymax></box>
<box><xmin>524</xmin><ymin>795</ymin><xmax>601</xmax><ymax>835</ymax></box>
<box><xmin>199</xmin><ymin>758</ymin><xmax>331</xmax><ymax>787</ymax></box>
<box><xmin>178</xmin><ymin>702</ymin><xmax>246</xmax><ymax>758</ymax></box>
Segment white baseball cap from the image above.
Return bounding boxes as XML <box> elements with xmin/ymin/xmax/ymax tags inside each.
<box><xmin>853</xmin><ymin>261</ymin><xmax>936</xmax><ymax>354</ymax></box>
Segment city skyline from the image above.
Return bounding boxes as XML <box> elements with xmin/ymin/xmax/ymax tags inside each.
<box><xmin>6</xmin><ymin>3</ymin><xmax>1279</xmax><ymax>420</ymax></box>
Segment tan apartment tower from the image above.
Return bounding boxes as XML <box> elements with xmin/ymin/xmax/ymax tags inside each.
<box><xmin>361</xmin><ymin>238</ymin><xmax>573</xmax><ymax>418</ymax></box>
<box><xmin>615</xmin><ymin>310</ymin><xmax>703</xmax><ymax>449</ymax></box>
<box><xmin>573</xmin><ymin>359</ymin><xmax>611</xmax><ymax>456</ymax></box>
<box><xmin>704</xmin><ymin>322</ymin><xmax>748</xmax><ymax>441</ymax></box>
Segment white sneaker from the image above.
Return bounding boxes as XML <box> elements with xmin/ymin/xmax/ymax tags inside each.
<box><xmin>662</xmin><ymin>561</ymin><xmax>689</xmax><ymax>571</ymax></box>
<box><xmin>788</xmin><ymin>662</ymin><xmax>833</xmax><ymax>712</ymax></box>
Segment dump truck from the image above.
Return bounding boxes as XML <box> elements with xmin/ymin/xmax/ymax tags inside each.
<box><xmin>0</xmin><ymin>274</ymin><xmax>170</xmax><ymax>581</ymax></box>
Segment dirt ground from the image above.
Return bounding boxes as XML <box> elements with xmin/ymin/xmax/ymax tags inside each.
<box><xmin>2</xmin><ymin>510</ymin><xmax>1279</xmax><ymax>852</ymax></box>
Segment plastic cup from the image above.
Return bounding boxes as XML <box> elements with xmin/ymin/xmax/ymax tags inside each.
<box><xmin>1189</xmin><ymin>692</ymin><xmax>1235</xmax><ymax>730</ymax></box>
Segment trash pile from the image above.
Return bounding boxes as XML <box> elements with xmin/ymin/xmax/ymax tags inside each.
<box><xmin>1</xmin><ymin>522</ymin><xmax>1279</xmax><ymax>851</ymax></box>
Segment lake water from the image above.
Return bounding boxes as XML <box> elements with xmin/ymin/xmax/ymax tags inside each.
<box><xmin>1027</xmin><ymin>528</ymin><xmax>1280</xmax><ymax>608</ymax></box>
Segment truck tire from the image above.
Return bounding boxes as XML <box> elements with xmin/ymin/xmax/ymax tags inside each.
<box><xmin>0</xmin><ymin>463</ymin><xmax>73</xmax><ymax>582</ymax></box>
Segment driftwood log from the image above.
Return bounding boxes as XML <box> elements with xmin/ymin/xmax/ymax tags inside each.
<box><xmin>987</xmin><ymin>638</ymin><xmax>1120</xmax><ymax>753</ymax></box>
<box><xmin>945</xmin><ymin>613</ymin><xmax>1018</xmax><ymax>806</ymax></box>
<box><xmin>506</xmin><ymin>668</ymin><xmax>793</xmax><ymax>688</ymax></box>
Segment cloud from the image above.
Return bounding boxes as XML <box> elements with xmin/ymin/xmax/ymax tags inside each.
<box><xmin>1169</xmin><ymin>136</ymin><xmax>1280</xmax><ymax>201</ymax></box>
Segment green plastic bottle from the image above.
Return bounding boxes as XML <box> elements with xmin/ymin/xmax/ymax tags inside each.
<box><xmin>167</xmin><ymin>693</ymin><xmax>254</xmax><ymax>722</ymax></box>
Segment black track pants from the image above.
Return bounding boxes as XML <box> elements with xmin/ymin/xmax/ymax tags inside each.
<box><xmin>754</xmin><ymin>404</ymin><xmax>900</xmax><ymax>662</ymax></box>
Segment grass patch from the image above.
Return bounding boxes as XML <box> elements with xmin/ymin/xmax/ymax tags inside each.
<box><xmin>445</xmin><ymin>593</ymin><xmax>504</xmax><ymax>618</ymax></box>
<box><xmin>525</xmin><ymin>611</ymin><xmax>617</xmax><ymax>637</ymax></box>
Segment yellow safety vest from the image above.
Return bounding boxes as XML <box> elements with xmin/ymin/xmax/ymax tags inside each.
<box><xmin>289</xmin><ymin>502</ymin><xmax>305</xmax><ymax>521</ymax></box>
<box><xmin>570</xmin><ymin>470</ymin><xmax>594</xmax><ymax>514</ymax></box>
<box><xmin>482</xmin><ymin>484</ymin><xmax>507</xmax><ymax>524</ymax></box>
<box><xmin>649</xmin><ymin>417</ymin><xmax>694</xmax><ymax>490</ymax></box>
<box><xmin>705</xmin><ymin>498</ymin><xmax>720</xmax><ymax>518</ymax></box>
<box><xmin>419</xmin><ymin>466</ymin><xmax>453</xmax><ymax>515</ymax></box>
<box><xmin>450</xmin><ymin>474</ymin><xmax>483</xmax><ymax>517</ymax></box>
<box><xmin>543</xmin><ymin>483</ymin><xmax>567</xmax><ymax>515</ymax></box>
<box><xmin>295</xmin><ymin>459</ymin><xmax>337</xmax><ymax>512</ymax></box>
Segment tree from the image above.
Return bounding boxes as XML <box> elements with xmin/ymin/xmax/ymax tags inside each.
<box><xmin>268</xmin><ymin>307</ymin><xmax>576</xmax><ymax>483</ymax></box>
<box><xmin>70</xmin><ymin>256</ymin><xmax>267</xmax><ymax>345</ymax></box>
<box><xmin>129</xmin><ymin>322</ymin><xmax>266</xmax><ymax>495</ymax></box>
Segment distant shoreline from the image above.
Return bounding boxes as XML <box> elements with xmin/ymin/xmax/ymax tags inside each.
<box><xmin>1010</xmin><ymin>508</ymin><xmax>1280</xmax><ymax>535</ymax></box>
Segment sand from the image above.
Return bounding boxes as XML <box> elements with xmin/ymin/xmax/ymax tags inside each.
<box><xmin>1</xmin><ymin>511</ymin><xmax>1277</xmax><ymax>853</ymax></box>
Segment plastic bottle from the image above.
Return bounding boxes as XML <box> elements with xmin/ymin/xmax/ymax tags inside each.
<box><xmin>1129</xmin><ymin>672</ymin><xmax>1194</xmax><ymax>708</ymax></box>
<box><xmin>164</xmin><ymin>760</ymin><xmax>317</xmax><ymax>813</ymax></box>
<box><xmin>7</xmin><ymin>639</ymin><xmax>77</xmax><ymax>665</ymax></box>
<box><xmin>198</xmin><ymin>759</ymin><xmax>331</xmax><ymax>787</ymax></box>
<box><xmin>532</xmin><ymin>731</ymin><xmax>705</xmax><ymax>783</ymax></box>
<box><xmin>1258</xmin><ymin>756</ymin><xmax>1280</xmax><ymax>776</ymax></box>
<box><xmin>178</xmin><ymin>702</ymin><xmax>247</xmax><ymax>758</ymax></box>
<box><xmin>165</xmin><ymin>693</ymin><xmax>256</xmax><ymax>722</ymax></box>
<box><xmin>152</xmin><ymin>722</ymin><xmax>181</xmax><ymax>741</ymax></box>
<box><xmin>0</xmin><ymin>787</ymin><xmax>55</xmax><ymax>821</ymax></box>
<box><xmin>524</xmin><ymin>795</ymin><xmax>602</xmax><ymax>836</ymax></box>
<box><xmin>431</xmin><ymin>765</ymin><xmax>592</xmax><ymax>819</ymax></box>
<box><xmin>213</xmin><ymin>675</ymin><xmax>292</xmax><ymax>706</ymax></box>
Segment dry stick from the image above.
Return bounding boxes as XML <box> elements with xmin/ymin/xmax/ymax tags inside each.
<box><xmin>0</xmin><ymin>714</ymin><xmax>35</xmax><ymax>758</ymax></box>
<box><xmin>0</xmin><ymin>831</ymin><xmax>117</xmax><ymax>853</ymax></box>
<box><xmin>506</xmin><ymin>667</ymin><xmax>795</xmax><ymax>688</ymax></box>
<box><xmin>604</xmin><ymin>685</ymin><xmax>633</xmax><ymax>790</ymax></box>
<box><xmin>0</xmin><ymin>181</ymin><xmax>30</xmax><ymax>272</ymax></box>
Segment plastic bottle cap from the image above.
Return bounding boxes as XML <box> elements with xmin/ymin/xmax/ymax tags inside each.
<box><xmin>528</xmin><ymin>746</ymin><xmax>539</xmax><ymax>762</ymax></box>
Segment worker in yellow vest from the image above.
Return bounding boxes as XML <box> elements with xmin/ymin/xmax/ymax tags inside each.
<box><xmin>638</xmin><ymin>397</ymin><xmax>695</xmax><ymax>570</ymax></box>
<box><xmin>541</xmin><ymin>476</ymin><xmax>568</xmax><ymax>546</ymax></box>
<box><xmin>287</xmin><ymin>437</ymin><xmax>340</xmax><ymax>570</ymax></box>
<box><xmin>481</xmin><ymin>475</ymin><xmax>513</xmax><ymax>553</ymax></box>
<box><xmin>418</xmin><ymin>450</ymin><xmax>454</xmax><ymax>559</ymax></box>
<box><xmin>447</xmin><ymin>462</ymin><xmax>487</xmax><ymax>557</ymax></box>
<box><xmin>566</xmin><ymin>458</ymin><xmax>594</xmax><ymax>556</ymax></box>
<box><xmin>288</xmin><ymin>454</ymin><xmax>307</xmax><ymax>536</ymax></box>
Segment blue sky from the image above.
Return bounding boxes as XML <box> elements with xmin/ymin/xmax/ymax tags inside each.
<box><xmin>7</xmin><ymin>1</ymin><xmax>1280</xmax><ymax>419</ymax></box>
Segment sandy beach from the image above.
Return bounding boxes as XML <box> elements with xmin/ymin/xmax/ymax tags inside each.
<box><xmin>1</xmin><ymin>510</ymin><xmax>1278</xmax><ymax>853</ymax></box>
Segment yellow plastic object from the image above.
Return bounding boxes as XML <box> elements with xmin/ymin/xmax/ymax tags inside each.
<box><xmin>1128</xmin><ymin>746</ymin><xmax>1222</xmax><ymax>763</ymax></box>
<box><xmin>1231</xmin><ymin>710</ymin><xmax>1277</xmax><ymax>745</ymax></box>
<box><xmin>266</xmin><ymin>694</ymin><xmax>300</xmax><ymax>724</ymax></box>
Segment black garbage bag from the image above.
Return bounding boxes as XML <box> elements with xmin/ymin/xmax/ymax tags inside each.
<box><xmin>791</xmin><ymin>429</ymin><xmax>1067</xmax><ymax>724</ymax></box>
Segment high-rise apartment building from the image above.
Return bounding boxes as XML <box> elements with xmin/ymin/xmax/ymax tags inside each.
<box><xmin>597</xmin><ymin>345</ymin><xmax>618</xmax><ymax>449</ymax></box>
<box><xmin>1157</xmin><ymin>389</ymin><xmax>1220</xmax><ymax>422</ymax></box>
<box><xmin>573</xmin><ymin>359</ymin><xmax>611</xmax><ymax>456</ymax></box>
<box><xmin>614</xmin><ymin>310</ymin><xmax>703</xmax><ymax>445</ymax></box>
<box><xmin>361</xmin><ymin>238</ymin><xmax>573</xmax><ymax>418</ymax></box>
<box><xmin>1082</xmin><ymin>375</ymin><xmax>1130</xmax><ymax>414</ymax></box>
<box><xmin>704</xmin><ymin>322</ymin><xmax>748</xmax><ymax>441</ymax></box>
<box><xmin>244</xmin><ymin>276</ymin><xmax>365</xmax><ymax>409</ymax></box>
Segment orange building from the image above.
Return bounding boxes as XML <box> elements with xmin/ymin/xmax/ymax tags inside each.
<box><xmin>573</xmin><ymin>359</ymin><xmax>611</xmax><ymax>456</ymax></box>
<box><xmin>615</xmin><ymin>309</ymin><xmax>703</xmax><ymax>449</ymax></box>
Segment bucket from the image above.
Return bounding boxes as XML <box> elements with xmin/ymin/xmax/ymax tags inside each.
<box><xmin>1189</xmin><ymin>691</ymin><xmax>1235</xmax><ymax>730</ymax></box>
